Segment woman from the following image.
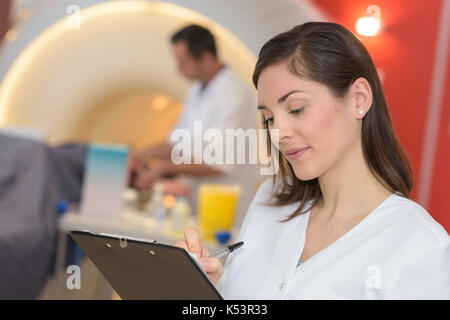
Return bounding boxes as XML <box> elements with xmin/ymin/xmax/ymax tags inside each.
<box><xmin>175</xmin><ymin>22</ymin><xmax>450</xmax><ymax>299</ymax></box>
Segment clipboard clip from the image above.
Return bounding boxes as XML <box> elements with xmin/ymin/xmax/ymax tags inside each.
<box><xmin>119</xmin><ymin>238</ymin><xmax>128</xmax><ymax>248</ymax></box>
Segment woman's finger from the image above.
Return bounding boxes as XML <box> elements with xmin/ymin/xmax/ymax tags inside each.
<box><xmin>200</xmin><ymin>257</ymin><xmax>221</xmax><ymax>273</ymax></box>
<box><xmin>184</xmin><ymin>227</ymin><xmax>203</xmax><ymax>258</ymax></box>
<box><xmin>201</xmin><ymin>245</ymin><xmax>210</xmax><ymax>258</ymax></box>
<box><xmin>200</xmin><ymin>257</ymin><xmax>224</xmax><ymax>286</ymax></box>
<box><xmin>174</xmin><ymin>240</ymin><xmax>188</xmax><ymax>251</ymax></box>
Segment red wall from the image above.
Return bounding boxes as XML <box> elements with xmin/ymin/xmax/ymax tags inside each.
<box><xmin>313</xmin><ymin>0</ymin><xmax>449</xmax><ymax>231</ymax></box>
<box><xmin>431</xmin><ymin>40</ymin><xmax>450</xmax><ymax>232</ymax></box>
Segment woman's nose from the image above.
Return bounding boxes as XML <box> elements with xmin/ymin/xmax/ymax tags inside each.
<box><xmin>273</xmin><ymin>117</ymin><xmax>294</xmax><ymax>142</ymax></box>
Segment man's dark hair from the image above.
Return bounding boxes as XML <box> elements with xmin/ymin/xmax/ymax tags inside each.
<box><xmin>171</xmin><ymin>24</ymin><xmax>217</xmax><ymax>59</ymax></box>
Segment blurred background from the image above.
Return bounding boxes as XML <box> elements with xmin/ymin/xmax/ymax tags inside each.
<box><xmin>0</xmin><ymin>0</ymin><xmax>448</xmax><ymax>299</ymax></box>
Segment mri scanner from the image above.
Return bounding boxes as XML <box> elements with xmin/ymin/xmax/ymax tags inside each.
<box><xmin>0</xmin><ymin>0</ymin><xmax>324</xmax><ymax>148</ymax></box>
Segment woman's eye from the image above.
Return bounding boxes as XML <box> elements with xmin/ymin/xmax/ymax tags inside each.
<box><xmin>289</xmin><ymin>107</ymin><xmax>304</xmax><ymax>114</ymax></box>
<box><xmin>261</xmin><ymin>107</ymin><xmax>303</xmax><ymax>126</ymax></box>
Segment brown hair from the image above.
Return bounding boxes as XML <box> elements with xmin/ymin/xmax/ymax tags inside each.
<box><xmin>171</xmin><ymin>24</ymin><xmax>217</xmax><ymax>59</ymax></box>
<box><xmin>253</xmin><ymin>22</ymin><xmax>413</xmax><ymax>222</ymax></box>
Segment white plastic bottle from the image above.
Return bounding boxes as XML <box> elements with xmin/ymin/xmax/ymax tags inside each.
<box><xmin>146</xmin><ymin>183</ymin><xmax>167</xmax><ymax>220</ymax></box>
<box><xmin>169</xmin><ymin>196</ymin><xmax>191</xmax><ymax>237</ymax></box>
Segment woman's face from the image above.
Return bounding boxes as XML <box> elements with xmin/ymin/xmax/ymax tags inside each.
<box><xmin>257</xmin><ymin>61</ymin><xmax>362</xmax><ymax>181</ymax></box>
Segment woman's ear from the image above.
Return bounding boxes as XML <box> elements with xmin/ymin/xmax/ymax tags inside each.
<box><xmin>350</xmin><ymin>77</ymin><xmax>372</xmax><ymax>118</ymax></box>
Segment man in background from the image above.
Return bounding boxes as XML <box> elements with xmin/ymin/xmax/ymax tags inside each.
<box><xmin>129</xmin><ymin>24</ymin><xmax>259</xmax><ymax>229</ymax></box>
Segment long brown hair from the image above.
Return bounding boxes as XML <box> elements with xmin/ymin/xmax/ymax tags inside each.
<box><xmin>253</xmin><ymin>22</ymin><xmax>413</xmax><ymax>222</ymax></box>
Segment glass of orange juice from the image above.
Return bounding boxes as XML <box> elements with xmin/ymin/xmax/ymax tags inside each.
<box><xmin>197</xmin><ymin>183</ymin><xmax>242</xmax><ymax>242</ymax></box>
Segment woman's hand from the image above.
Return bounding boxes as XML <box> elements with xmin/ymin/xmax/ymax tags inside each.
<box><xmin>175</xmin><ymin>227</ymin><xmax>224</xmax><ymax>286</ymax></box>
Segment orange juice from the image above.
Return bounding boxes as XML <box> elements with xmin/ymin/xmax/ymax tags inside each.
<box><xmin>197</xmin><ymin>183</ymin><xmax>241</xmax><ymax>242</ymax></box>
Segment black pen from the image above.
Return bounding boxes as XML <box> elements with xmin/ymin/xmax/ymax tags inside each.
<box><xmin>212</xmin><ymin>241</ymin><xmax>244</xmax><ymax>258</ymax></box>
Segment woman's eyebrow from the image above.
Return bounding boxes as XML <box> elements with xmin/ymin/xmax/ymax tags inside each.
<box><xmin>257</xmin><ymin>89</ymin><xmax>305</xmax><ymax>110</ymax></box>
<box><xmin>278</xmin><ymin>89</ymin><xmax>305</xmax><ymax>104</ymax></box>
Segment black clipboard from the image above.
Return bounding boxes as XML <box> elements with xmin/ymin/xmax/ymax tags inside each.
<box><xmin>70</xmin><ymin>230</ymin><xmax>223</xmax><ymax>300</ymax></box>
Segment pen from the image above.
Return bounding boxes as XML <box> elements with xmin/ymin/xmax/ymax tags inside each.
<box><xmin>212</xmin><ymin>241</ymin><xmax>244</xmax><ymax>259</ymax></box>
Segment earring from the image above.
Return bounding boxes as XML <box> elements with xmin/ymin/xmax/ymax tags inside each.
<box><xmin>359</xmin><ymin>110</ymin><xmax>364</xmax><ymax>116</ymax></box>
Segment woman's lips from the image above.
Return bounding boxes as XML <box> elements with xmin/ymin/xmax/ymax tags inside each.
<box><xmin>285</xmin><ymin>147</ymin><xmax>310</xmax><ymax>160</ymax></box>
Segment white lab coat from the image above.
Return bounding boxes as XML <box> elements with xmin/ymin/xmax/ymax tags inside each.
<box><xmin>217</xmin><ymin>178</ymin><xmax>450</xmax><ymax>299</ymax></box>
<box><xmin>168</xmin><ymin>66</ymin><xmax>260</xmax><ymax>228</ymax></box>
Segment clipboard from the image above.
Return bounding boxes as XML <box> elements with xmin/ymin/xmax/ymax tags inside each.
<box><xmin>69</xmin><ymin>230</ymin><xmax>223</xmax><ymax>300</ymax></box>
